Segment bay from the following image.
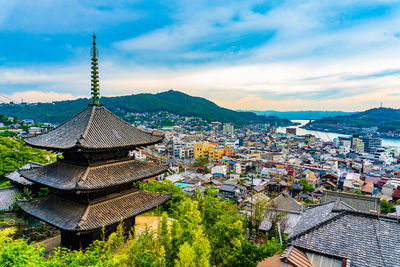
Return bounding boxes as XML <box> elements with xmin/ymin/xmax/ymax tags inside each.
<box><xmin>277</xmin><ymin>120</ymin><xmax>400</xmax><ymax>150</ymax></box>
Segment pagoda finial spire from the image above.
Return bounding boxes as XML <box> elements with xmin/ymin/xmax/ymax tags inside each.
<box><xmin>90</xmin><ymin>33</ymin><xmax>100</xmax><ymax>106</ymax></box>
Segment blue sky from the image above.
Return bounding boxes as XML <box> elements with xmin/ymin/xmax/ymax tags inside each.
<box><xmin>1</xmin><ymin>0</ymin><xmax>400</xmax><ymax>111</ymax></box>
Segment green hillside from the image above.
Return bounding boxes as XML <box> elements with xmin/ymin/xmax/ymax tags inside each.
<box><xmin>241</xmin><ymin>110</ymin><xmax>355</xmax><ymax>119</ymax></box>
<box><xmin>307</xmin><ymin>107</ymin><xmax>400</xmax><ymax>132</ymax></box>
<box><xmin>0</xmin><ymin>90</ymin><xmax>292</xmax><ymax>126</ymax></box>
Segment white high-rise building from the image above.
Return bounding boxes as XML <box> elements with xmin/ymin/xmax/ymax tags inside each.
<box><xmin>223</xmin><ymin>123</ymin><xmax>234</xmax><ymax>136</ymax></box>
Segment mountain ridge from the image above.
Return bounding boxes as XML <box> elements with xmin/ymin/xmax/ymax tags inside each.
<box><xmin>0</xmin><ymin>90</ymin><xmax>293</xmax><ymax>126</ymax></box>
<box><xmin>306</xmin><ymin>107</ymin><xmax>400</xmax><ymax>133</ymax></box>
<box><xmin>239</xmin><ymin>110</ymin><xmax>355</xmax><ymax>119</ymax></box>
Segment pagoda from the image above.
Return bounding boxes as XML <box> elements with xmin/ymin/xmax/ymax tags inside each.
<box><xmin>17</xmin><ymin>35</ymin><xmax>171</xmax><ymax>249</ymax></box>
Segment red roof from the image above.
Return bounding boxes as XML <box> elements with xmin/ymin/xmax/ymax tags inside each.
<box><xmin>322</xmin><ymin>173</ymin><xmax>338</xmax><ymax>179</ymax></box>
<box><xmin>392</xmin><ymin>187</ymin><xmax>400</xmax><ymax>198</ymax></box>
<box><xmin>361</xmin><ymin>181</ymin><xmax>374</xmax><ymax>194</ymax></box>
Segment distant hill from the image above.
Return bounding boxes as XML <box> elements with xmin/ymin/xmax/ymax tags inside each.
<box><xmin>307</xmin><ymin>107</ymin><xmax>400</xmax><ymax>132</ymax></box>
<box><xmin>240</xmin><ymin>110</ymin><xmax>355</xmax><ymax>119</ymax></box>
<box><xmin>0</xmin><ymin>90</ymin><xmax>293</xmax><ymax>126</ymax></box>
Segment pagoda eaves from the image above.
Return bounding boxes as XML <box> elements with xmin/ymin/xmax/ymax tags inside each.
<box><xmin>18</xmin><ymin>191</ymin><xmax>171</xmax><ymax>231</ymax></box>
<box><xmin>19</xmin><ymin>160</ymin><xmax>168</xmax><ymax>191</ymax></box>
<box><xmin>24</xmin><ymin>106</ymin><xmax>163</xmax><ymax>151</ymax></box>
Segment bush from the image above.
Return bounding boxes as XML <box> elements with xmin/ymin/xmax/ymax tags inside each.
<box><xmin>1</xmin><ymin>180</ymin><xmax>284</xmax><ymax>266</ymax></box>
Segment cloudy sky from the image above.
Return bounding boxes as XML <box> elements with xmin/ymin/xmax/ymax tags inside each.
<box><xmin>1</xmin><ymin>0</ymin><xmax>400</xmax><ymax>111</ymax></box>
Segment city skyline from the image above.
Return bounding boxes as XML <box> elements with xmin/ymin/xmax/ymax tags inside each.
<box><xmin>2</xmin><ymin>0</ymin><xmax>400</xmax><ymax>111</ymax></box>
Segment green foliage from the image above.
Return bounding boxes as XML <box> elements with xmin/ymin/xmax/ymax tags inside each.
<box><xmin>381</xmin><ymin>200</ymin><xmax>395</xmax><ymax>214</ymax></box>
<box><xmin>0</xmin><ymin>130</ymin><xmax>17</xmax><ymax>137</ymax></box>
<box><xmin>204</xmin><ymin>185</ymin><xmax>218</xmax><ymax>196</ymax></box>
<box><xmin>160</xmin><ymin>119</ymin><xmax>175</xmax><ymax>127</ymax></box>
<box><xmin>0</xmin><ymin>228</ymin><xmax>45</xmax><ymax>266</ymax></box>
<box><xmin>0</xmin><ymin>137</ymin><xmax>55</xmax><ymax>179</ymax></box>
<box><xmin>0</xmin><ymin>180</ymin><xmax>11</xmax><ymax>188</ymax></box>
<box><xmin>37</xmin><ymin>187</ymin><xmax>51</xmax><ymax>197</ymax></box>
<box><xmin>251</xmin><ymin>193</ymin><xmax>270</xmax><ymax>233</ymax></box>
<box><xmin>193</xmin><ymin>157</ymin><xmax>209</xmax><ymax>167</ymax></box>
<box><xmin>175</xmin><ymin>242</ymin><xmax>196</xmax><ymax>267</ymax></box>
<box><xmin>0</xmin><ymin>114</ymin><xmax>15</xmax><ymax>126</ymax></box>
<box><xmin>144</xmin><ymin>180</ymin><xmax>188</xmax><ymax>217</ymax></box>
<box><xmin>354</xmin><ymin>189</ymin><xmax>362</xmax><ymax>195</ymax></box>
<box><xmin>310</xmin><ymin>107</ymin><xmax>400</xmax><ymax>133</ymax></box>
<box><xmin>2</xmin><ymin>180</ymin><xmax>284</xmax><ymax>266</ymax></box>
<box><xmin>232</xmin><ymin>239</ymin><xmax>285</xmax><ymax>267</ymax></box>
<box><xmin>299</xmin><ymin>178</ymin><xmax>314</xmax><ymax>192</ymax></box>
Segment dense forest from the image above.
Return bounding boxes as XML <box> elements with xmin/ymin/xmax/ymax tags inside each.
<box><xmin>0</xmin><ymin>180</ymin><xmax>284</xmax><ymax>266</ymax></box>
<box><xmin>307</xmin><ymin>107</ymin><xmax>400</xmax><ymax>132</ymax></box>
<box><xmin>0</xmin><ymin>90</ymin><xmax>292</xmax><ymax>126</ymax></box>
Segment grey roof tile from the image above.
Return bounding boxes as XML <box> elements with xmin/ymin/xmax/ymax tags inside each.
<box><xmin>24</xmin><ymin>106</ymin><xmax>162</xmax><ymax>151</ymax></box>
<box><xmin>0</xmin><ymin>186</ymin><xmax>19</xmax><ymax>210</ymax></box>
<box><xmin>270</xmin><ymin>191</ymin><xmax>303</xmax><ymax>213</ymax></box>
<box><xmin>18</xmin><ymin>190</ymin><xmax>172</xmax><ymax>231</ymax></box>
<box><xmin>5</xmin><ymin>162</ymin><xmax>44</xmax><ymax>186</ymax></box>
<box><xmin>288</xmin><ymin>201</ymin><xmax>344</xmax><ymax>239</ymax></box>
<box><xmin>19</xmin><ymin>160</ymin><xmax>168</xmax><ymax>191</ymax></box>
<box><xmin>289</xmin><ymin>211</ymin><xmax>400</xmax><ymax>267</ymax></box>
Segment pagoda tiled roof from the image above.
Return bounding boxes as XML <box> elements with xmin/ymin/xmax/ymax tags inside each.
<box><xmin>19</xmin><ymin>159</ymin><xmax>168</xmax><ymax>191</ymax></box>
<box><xmin>24</xmin><ymin>106</ymin><xmax>162</xmax><ymax>151</ymax></box>
<box><xmin>18</xmin><ymin>190</ymin><xmax>172</xmax><ymax>231</ymax></box>
<box><xmin>5</xmin><ymin>161</ymin><xmax>43</xmax><ymax>186</ymax></box>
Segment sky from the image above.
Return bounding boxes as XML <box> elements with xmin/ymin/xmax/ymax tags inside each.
<box><xmin>1</xmin><ymin>0</ymin><xmax>400</xmax><ymax>111</ymax></box>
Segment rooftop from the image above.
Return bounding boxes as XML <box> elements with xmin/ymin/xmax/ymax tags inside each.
<box><xmin>24</xmin><ymin>106</ymin><xmax>162</xmax><ymax>151</ymax></box>
<box><xmin>18</xmin><ymin>190</ymin><xmax>171</xmax><ymax>231</ymax></box>
<box><xmin>19</xmin><ymin>159</ymin><xmax>168</xmax><ymax>191</ymax></box>
<box><xmin>0</xmin><ymin>186</ymin><xmax>19</xmax><ymax>210</ymax></box>
<box><xmin>288</xmin><ymin>210</ymin><xmax>400</xmax><ymax>267</ymax></box>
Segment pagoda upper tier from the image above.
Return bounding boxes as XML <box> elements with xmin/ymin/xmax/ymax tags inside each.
<box><xmin>24</xmin><ymin>105</ymin><xmax>162</xmax><ymax>151</ymax></box>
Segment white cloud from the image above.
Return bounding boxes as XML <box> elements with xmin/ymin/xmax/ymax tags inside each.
<box><xmin>3</xmin><ymin>0</ymin><xmax>400</xmax><ymax>111</ymax></box>
<box><xmin>4</xmin><ymin>91</ymin><xmax>80</xmax><ymax>103</ymax></box>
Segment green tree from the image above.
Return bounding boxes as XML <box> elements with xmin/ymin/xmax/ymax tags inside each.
<box><xmin>144</xmin><ymin>180</ymin><xmax>189</xmax><ymax>217</ymax></box>
<box><xmin>160</xmin><ymin>212</ymin><xmax>170</xmax><ymax>249</ymax></box>
<box><xmin>252</xmin><ymin>193</ymin><xmax>270</xmax><ymax>233</ymax></box>
<box><xmin>354</xmin><ymin>189</ymin><xmax>362</xmax><ymax>195</ymax></box>
<box><xmin>0</xmin><ymin>137</ymin><xmax>55</xmax><ymax>179</ymax></box>
<box><xmin>193</xmin><ymin>157</ymin><xmax>209</xmax><ymax>167</ymax></box>
<box><xmin>175</xmin><ymin>242</ymin><xmax>196</xmax><ymax>267</ymax></box>
<box><xmin>299</xmin><ymin>178</ymin><xmax>314</xmax><ymax>192</ymax></box>
<box><xmin>1</xmin><ymin>180</ymin><xmax>284</xmax><ymax>267</ymax></box>
<box><xmin>381</xmin><ymin>200</ymin><xmax>395</xmax><ymax>214</ymax></box>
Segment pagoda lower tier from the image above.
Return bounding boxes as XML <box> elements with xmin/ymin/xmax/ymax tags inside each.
<box><xmin>18</xmin><ymin>189</ymin><xmax>171</xmax><ymax>249</ymax></box>
<box><xmin>19</xmin><ymin>159</ymin><xmax>168</xmax><ymax>191</ymax></box>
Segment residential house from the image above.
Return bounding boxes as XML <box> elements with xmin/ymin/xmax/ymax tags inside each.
<box><xmin>321</xmin><ymin>190</ymin><xmax>380</xmax><ymax>212</ymax></box>
<box><xmin>218</xmin><ymin>184</ymin><xmax>237</xmax><ymax>202</ymax></box>
<box><xmin>211</xmin><ymin>165</ymin><xmax>227</xmax><ymax>176</ymax></box>
<box><xmin>361</xmin><ymin>181</ymin><xmax>374</xmax><ymax>195</ymax></box>
<box><xmin>259</xmin><ymin>191</ymin><xmax>304</xmax><ymax>235</ymax></box>
<box><xmin>287</xmin><ymin>205</ymin><xmax>400</xmax><ymax>267</ymax></box>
